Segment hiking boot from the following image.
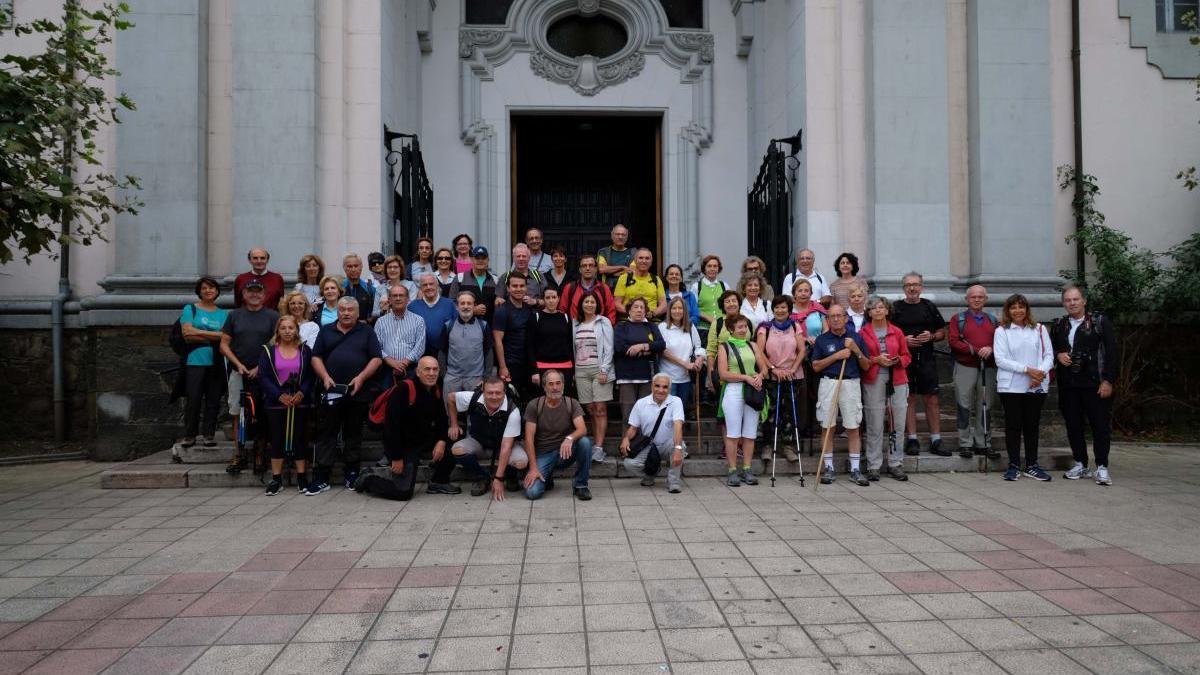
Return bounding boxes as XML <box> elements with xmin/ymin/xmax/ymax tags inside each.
<box><xmin>903</xmin><ymin>438</ymin><xmax>920</xmax><ymax>456</ymax></box>
<box><xmin>726</xmin><ymin>471</ymin><xmax>741</xmax><ymax>487</ymax></box>
<box><xmin>180</xmin><ymin>436</ymin><xmax>196</xmax><ymax>448</ymax></box>
<box><xmin>225</xmin><ymin>458</ymin><xmax>244</xmax><ymax>475</ymax></box>
<box><xmin>471</xmin><ymin>478</ymin><xmax>490</xmax><ymax>497</ymax></box>
<box><xmin>352</xmin><ymin>472</ymin><xmax>370</xmax><ymax>493</ymax></box>
<box><xmin>820</xmin><ymin>467</ymin><xmax>836</xmax><ymax>485</ymax></box>
<box><xmin>1002</xmin><ymin>465</ymin><xmax>1020</xmax><ymax>481</ymax></box>
<box><xmin>887</xmin><ymin>465</ymin><xmax>908</xmax><ymax>481</ymax></box>
<box><xmin>1095</xmin><ymin>465</ymin><xmax>1112</xmax><ymax>486</ymax></box>
<box><xmin>264</xmin><ymin>479</ymin><xmax>282</xmax><ymax>496</ymax></box>
<box><xmin>202</xmin><ymin>436</ymin><xmax>218</xmax><ymax>448</ymax></box>
<box><xmin>958</xmin><ymin>444</ymin><xmax>973</xmax><ymax>459</ymax></box>
<box><xmin>592</xmin><ymin>446</ymin><xmax>607</xmax><ymax>464</ymax></box>
<box><xmin>426</xmin><ymin>482</ymin><xmax>463</xmax><ymax>495</ymax></box>
<box><xmin>504</xmin><ymin>474</ymin><xmax>520</xmax><ymax>492</ymax></box>
<box><xmin>866</xmin><ymin>469</ymin><xmax>880</xmax><ymax>482</ymax></box>
<box><xmin>343</xmin><ymin>471</ymin><xmax>359</xmax><ymax>491</ymax></box>
<box><xmin>1064</xmin><ymin>462</ymin><xmax>1093</xmax><ymax>480</ymax></box>
<box><xmin>573</xmin><ymin>486</ymin><xmax>592</xmax><ymax>501</ymax></box>
<box><xmin>304</xmin><ymin>481</ymin><xmax>331</xmax><ymax>495</ymax></box>
<box><xmin>740</xmin><ymin>468</ymin><xmax>759</xmax><ymax>486</ymax></box>
<box><xmin>784</xmin><ymin>445</ymin><xmax>799</xmax><ymax>462</ymax></box>
<box><xmin>850</xmin><ymin>469</ymin><xmax>870</xmax><ymax>486</ymax></box>
<box><xmin>1023</xmin><ymin>464</ymin><xmax>1052</xmax><ymax>482</ymax></box>
<box><xmin>640</xmin><ymin>476</ymin><xmax>656</xmax><ymax>487</ymax></box>
<box><xmin>929</xmin><ymin>439</ymin><xmax>951</xmax><ymax>457</ymax></box>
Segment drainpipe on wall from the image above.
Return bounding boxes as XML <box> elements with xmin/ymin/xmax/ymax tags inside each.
<box><xmin>51</xmin><ymin>226</ymin><xmax>70</xmax><ymax>444</ymax></box>
<box><xmin>1071</xmin><ymin>0</ymin><xmax>1086</xmax><ymax>281</ymax></box>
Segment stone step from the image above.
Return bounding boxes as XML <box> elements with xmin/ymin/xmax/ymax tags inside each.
<box><xmin>100</xmin><ymin>447</ymin><xmax>1075</xmax><ymax>489</ymax></box>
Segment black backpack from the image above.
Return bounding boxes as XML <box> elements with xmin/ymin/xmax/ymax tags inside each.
<box><xmin>170</xmin><ymin>304</ymin><xmax>199</xmax><ymax>357</ymax></box>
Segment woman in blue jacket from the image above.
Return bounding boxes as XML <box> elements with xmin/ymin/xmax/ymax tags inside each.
<box><xmin>663</xmin><ymin>264</ymin><xmax>700</xmax><ymax>326</ymax></box>
<box><xmin>258</xmin><ymin>315</ymin><xmax>316</xmax><ymax>496</ymax></box>
<box><xmin>613</xmin><ymin>297</ymin><xmax>666</xmax><ymax>429</ymax></box>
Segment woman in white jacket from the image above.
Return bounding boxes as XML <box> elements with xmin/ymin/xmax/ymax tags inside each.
<box><xmin>993</xmin><ymin>294</ymin><xmax>1054</xmax><ymax>482</ymax></box>
<box><xmin>573</xmin><ymin>291</ymin><xmax>616</xmax><ymax>463</ymax></box>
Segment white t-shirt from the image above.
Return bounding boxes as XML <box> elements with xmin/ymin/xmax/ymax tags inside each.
<box><xmin>740</xmin><ymin>297</ymin><xmax>772</xmax><ymax>330</ymax></box>
<box><xmin>452</xmin><ymin>391</ymin><xmax>522</xmax><ymax>439</ymax></box>
<box><xmin>658</xmin><ymin>323</ymin><xmax>704</xmax><ymax>384</ymax></box>
<box><xmin>782</xmin><ymin>269</ymin><xmax>831</xmax><ymax>303</ymax></box>
<box><xmin>299</xmin><ymin>321</ymin><xmax>320</xmax><ymax>349</ymax></box>
<box><xmin>628</xmin><ymin>394</ymin><xmax>684</xmax><ymax>450</ymax></box>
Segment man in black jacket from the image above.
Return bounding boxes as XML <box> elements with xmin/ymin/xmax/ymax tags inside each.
<box><xmin>356</xmin><ymin>356</ymin><xmax>459</xmax><ymax>500</ymax></box>
<box><xmin>1051</xmin><ymin>286</ymin><xmax>1118</xmax><ymax>486</ymax></box>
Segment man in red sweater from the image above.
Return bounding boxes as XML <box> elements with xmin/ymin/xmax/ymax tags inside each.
<box><xmin>561</xmin><ymin>254</ymin><xmax>617</xmax><ymax>324</ymax></box>
<box><xmin>234</xmin><ymin>247</ymin><xmax>285</xmax><ymax>310</ymax></box>
<box><xmin>947</xmin><ymin>285</ymin><xmax>998</xmax><ymax>459</ymax></box>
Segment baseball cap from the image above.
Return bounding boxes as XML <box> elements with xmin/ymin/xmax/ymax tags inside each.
<box><xmin>244</xmin><ymin>278</ymin><xmax>265</xmax><ymax>291</ymax></box>
<box><xmin>471</xmin><ymin>246</ymin><xmax>489</xmax><ymax>257</ymax></box>
<box><xmin>367</xmin><ymin>252</ymin><xmax>386</xmax><ymax>266</ymax></box>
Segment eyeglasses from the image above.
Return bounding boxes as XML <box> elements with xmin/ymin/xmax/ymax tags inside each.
<box><xmin>436</xmin><ymin>257</ymin><xmax>452</xmax><ymax>261</ymax></box>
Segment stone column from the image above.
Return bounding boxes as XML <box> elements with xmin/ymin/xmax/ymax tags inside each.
<box><xmin>343</xmin><ymin>0</ymin><xmax>384</xmax><ymax>257</ymax></box>
<box><xmin>838</xmin><ymin>0</ymin><xmax>869</xmax><ymax>273</ymax></box>
<box><xmin>317</xmin><ymin>0</ymin><xmax>346</xmax><ymax>264</ymax></box>
<box><xmin>868</xmin><ymin>0</ymin><xmax>953</xmax><ymax>296</ymax></box>
<box><xmin>968</xmin><ymin>0</ymin><xmax>1057</xmax><ymax>299</ymax></box>
<box><xmin>206</xmin><ymin>0</ymin><xmax>233</xmax><ymax>277</ymax></box>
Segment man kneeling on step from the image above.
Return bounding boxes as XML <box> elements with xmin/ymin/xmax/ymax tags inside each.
<box><xmin>356</xmin><ymin>356</ymin><xmax>458</xmax><ymax>500</ymax></box>
<box><xmin>522</xmin><ymin>370</ymin><xmax>593</xmax><ymax>501</ymax></box>
<box><xmin>620</xmin><ymin>373</ymin><xmax>687</xmax><ymax>493</ymax></box>
<box><xmin>447</xmin><ymin>376</ymin><xmax>529</xmax><ymax>499</ymax></box>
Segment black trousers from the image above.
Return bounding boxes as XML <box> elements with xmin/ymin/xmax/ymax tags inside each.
<box><xmin>183</xmin><ymin>365</ymin><xmax>224</xmax><ymax>438</ymax></box>
<box><xmin>314</xmin><ymin>400</ymin><xmax>367</xmax><ymax>481</ymax></box>
<box><xmin>360</xmin><ymin>443</ymin><xmax>456</xmax><ymax>501</ymax></box>
<box><xmin>998</xmin><ymin>392</ymin><xmax>1046</xmax><ymax>467</ymax></box>
<box><xmin>1059</xmin><ymin>386</ymin><xmax>1112</xmax><ymax>467</ymax></box>
<box><xmin>765</xmin><ymin>378</ymin><xmax>807</xmax><ymax>437</ymax></box>
<box><xmin>265</xmin><ymin>406</ymin><xmax>308</xmax><ymax>460</ymax></box>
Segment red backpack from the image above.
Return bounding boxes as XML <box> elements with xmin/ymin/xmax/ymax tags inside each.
<box><xmin>368</xmin><ymin>378</ymin><xmax>439</xmax><ymax>427</ymax></box>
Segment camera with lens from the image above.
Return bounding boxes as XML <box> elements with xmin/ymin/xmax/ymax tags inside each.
<box><xmin>1068</xmin><ymin>349</ymin><xmax>1088</xmax><ymax>374</ymax></box>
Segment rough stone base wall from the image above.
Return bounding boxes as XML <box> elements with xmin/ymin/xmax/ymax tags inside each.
<box><xmin>0</xmin><ymin>329</ymin><xmax>90</xmax><ymax>443</ymax></box>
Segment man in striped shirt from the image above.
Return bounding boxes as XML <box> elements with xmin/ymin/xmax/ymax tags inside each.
<box><xmin>374</xmin><ymin>285</ymin><xmax>426</xmax><ymax>381</ymax></box>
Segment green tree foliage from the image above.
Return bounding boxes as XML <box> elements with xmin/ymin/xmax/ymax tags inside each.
<box><xmin>0</xmin><ymin>1</ymin><xmax>141</xmax><ymax>264</ymax></box>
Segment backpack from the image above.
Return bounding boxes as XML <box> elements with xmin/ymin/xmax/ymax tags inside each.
<box><xmin>170</xmin><ymin>304</ymin><xmax>200</xmax><ymax>357</ymax></box>
<box><xmin>956</xmin><ymin>310</ymin><xmax>998</xmax><ymax>336</ymax></box>
<box><xmin>368</xmin><ymin>377</ymin><xmax>439</xmax><ymax>428</ymax></box>
<box><xmin>624</xmin><ymin>271</ymin><xmax>661</xmax><ymax>291</ymax></box>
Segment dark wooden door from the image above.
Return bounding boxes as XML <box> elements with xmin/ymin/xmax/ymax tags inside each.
<box><xmin>513</xmin><ymin>115</ymin><xmax>659</xmax><ymax>266</ymax></box>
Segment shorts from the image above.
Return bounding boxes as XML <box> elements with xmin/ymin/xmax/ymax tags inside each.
<box><xmin>451</xmin><ymin>436</ymin><xmax>526</xmax><ymax>468</ymax></box>
<box><xmin>227</xmin><ymin>371</ymin><xmax>244</xmax><ymax>416</ymax></box>
<box><xmin>906</xmin><ymin>355</ymin><xmax>939</xmax><ymax>395</ymax></box>
<box><xmin>575</xmin><ymin>364</ymin><xmax>613</xmax><ymax>404</ymax></box>
<box><xmin>816</xmin><ymin>377</ymin><xmax>863</xmax><ymax>429</ymax></box>
<box><xmin>443</xmin><ymin>375</ymin><xmax>482</xmax><ymax>400</ymax></box>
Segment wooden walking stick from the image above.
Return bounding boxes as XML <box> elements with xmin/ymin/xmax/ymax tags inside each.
<box><xmin>694</xmin><ymin>370</ymin><xmax>701</xmax><ymax>456</ymax></box>
<box><xmin>814</xmin><ymin>358</ymin><xmax>848</xmax><ymax>491</ymax></box>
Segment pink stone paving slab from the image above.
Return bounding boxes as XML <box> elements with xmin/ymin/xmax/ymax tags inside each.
<box><xmin>1150</xmin><ymin>611</ymin><xmax>1200</xmax><ymax>640</ymax></box>
<box><xmin>986</xmin><ymin>534</ymin><xmax>1060</xmax><ymax>551</ymax></box>
<box><xmin>399</xmin><ymin>566</ymin><xmax>465</xmax><ymax>588</ymax></box>
<box><xmin>966</xmin><ymin>550</ymin><xmax>1044</xmax><ymax>570</ymax></box>
<box><xmin>1077</xmin><ymin>547</ymin><xmax>1154</xmax><ymax>567</ymax></box>
<box><xmin>261</xmin><ymin>537</ymin><xmax>325</xmax><ymax>554</ymax></box>
<box><xmin>884</xmin><ymin>572</ymin><xmax>963</xmax><ymax>594</ymax></box>
<box><xmin>210</xmin><ymin>571</ymin><xmax>286</xmax><ymax>593</ymax></box>
<box><xmin>1169</xmin><ymin>563</ymin><xmax>1200</xmax><ymax>580</ymax></box>
<box><xmin>245</xmin><ymin>590</ymin><xmax>329</xmax><ymax>616</ymax></box>
<box><xmin>67</xmin><ymin>617</ymin><xmax>167</xmax><ymax>649</ymax></box>
<box><xmin>0</xmin><ymin>650</ymin><xmax>50</xmax><ymax>675</ymax></box>
<box><xmin>337</xmin><ymin>567</ymin><xmax>406</xmax><ymax>589</ymax></box>
<box><xmin>1058</xmin><ymin>566</ymin><xmax>1146</xmax><ymax>589</ymax></box>
<box><xmin>295</xmin><ymin>551</ymin><xmax>363</xmax><ymax>570</ymax></box>
<box><xmin>316</xmin><ymin>588</ymin><xmax>389</xmax><ymax>614</ymax></box>
<box><xmin>22</xmin><ymin>647</ymin><xmax>124</xmax><ymax>675</ymax></box>
<box><xmin>0</xmin><ymin>623</ymin><xmax>23</xmax><ymax>640</ymax></box>
<box><xmin>1113</xmin><ymin>565</ymin><xmax>1200</xmax><ymax>590</ymax></box>
<box><xmin>1039</xmin><ymin>589</ymin><xmax>1138</xmax><ymax>615</ymax></box>
<box><xmin>42</xmin><ymin>595</ymin><xmax>133</xmax><ymax>621</ymax></box>
<box><xmin>112</xmin><ymin>593</ymin><xmax>201</xmax><ymax>619</ymax></box>
<box><xmin>0</xmin><ymin>620</ymin><xmax>95</xmax><ymax>651</ymax></box>
<box><xmin>147</xmin><ymin>573</ymin><xmax>227</xmax><ymax>594</ymax></box>
<box><xmin>1021</xmin><ymin>548</ymin><xmax>1099</xmax><ymax>567</ymax></box>
<box><xmin>237</xmin><ymin>552</ymin><xmax>307</xmax><ymax>572</ymax></box>
<box><xmin>273</xmin><ymin>569</ymin><xmax>347</xmax><ymax>591</ymax></box>
<box><xmin>177</xmin><ymin>592</ymin><xmax>266</xmax><ymax>617</ymax></box>
<box><xmin>963</xmin><ymin>521</ymin><xmax>1025</xmax><ymax>536</ymax></box>
<box><xmin>1000</xmin><ymin>568</ymin><xmax>1086</xmax><ymax>591</ymax></box>
<box><xmin>941</xmin><ymin>570</ymin><xmax>1024</xmax><ymax>593</ymax></box>
<box><xmin>102</xmin><ymin>645</ymin><xmax>207</xmax><ymax>675</ymax></box>
<box><xmin>1101</xmin><ymin>587</ymin><xmax>1200</xmax><ymax>613</ymax></box>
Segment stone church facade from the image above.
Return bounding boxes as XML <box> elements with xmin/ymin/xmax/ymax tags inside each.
<box><xmin>0</xmin><ymin>0</ymin><xmax>1196</xmax><ymax>454</ymax></box>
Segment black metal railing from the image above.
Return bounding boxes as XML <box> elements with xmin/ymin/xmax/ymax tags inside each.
<box><xmin>747</xmin><ymin>138</ymin><xmax>795</xmax><ymax>287</ymax></box>
<box><xmin>385</xmin><ymin>127</ymin><xmax>433</xmax><ymax>260</ymax></box>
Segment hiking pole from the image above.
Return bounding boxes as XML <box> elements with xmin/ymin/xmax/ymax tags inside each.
<box><xmin>770</xmin><ymin>379</ymin><xmax>782</xmax><ymax>487</ymax></box>
<box><xmin>978</xmin><ymin>360</ymin><xmax>990</xmax><ymax>474</ymax></box>
<box><xmin>788</xmin><ymin>378</ymin><xmax>804</xmax><ymax>486</ymax></box>
<box><xmin>815</xmin><ymin>358</ymin><xmax>849</xmax><ymax>491</ymax></box>
<box><xmin>694</xmin><ymin>369</ymin><xmax>701</xmax><ymax>457</ymax></box>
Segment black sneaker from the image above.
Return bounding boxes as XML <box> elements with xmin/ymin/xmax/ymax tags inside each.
<box><xmin>958</xmin><ymin>446</ymin><xmax>974</xmax><ymax>459</ymax></box>
<box><xmin>929</xmin><ymin>439</ymin><xmax>951</xmax><ymax>457</ymax></box>
<box><xmin>820</xmin><ymin>468</ymin><xmax>835</xmax><ymax>485</ymax></box>
<box><xmin>471</xmin><ymin>478</ymin><xmax>489</xmax><ymax>497</ymax></box>
<box><xmin>264</xmin><ymin>479</ymin><xmax>282</xmax><ymax>496</ymax></box>
<box><xmin>352</xmin><ymin>472</ymin><xmax>370</xmax><ymax>493</ymax></box>
<box><xmin>573</xmin><ymin>487</ymin><xmax>592</xmax><ymax>501</ymax></box>
<box><xmin>203</xmin><ymin>436</ymin><xmax>218</xmax><ymax>448</ymax></box>
<box><xmin>850</xmin><ymin>470</ymin><xmax>870</xmax><ymax>486</ymax></box>
<box><xmin>903</xmin><ymin>438</ymin><xmax>920</xmax><ymax>456</ymax></box>
<box><xmin>866</xmin><ymin>469</ymin><xmax>880</xmax><ymax>482</ymax></box>
<box><xmin>887</xmin><ymin>465</ymin><xmax>908</xmax><ymax>481</ymax></box>
<box><xmin>426</xmin><ymin>483</ymin><xmax>463</xmax><ymax>495</ymax></box>
<box><xmin>504</xmin><ymin>474</ymin><xmax>520</xmax><ymax>492</ymax></box>
<box><xmin>985</xmin><ymin>448</ymin><xmax>1000</xmax><ymax>459</ymax></box>
<box><xmin>544</xmin><ymin>478</ymin><xmax>556</xmax><ymax>492</ymax></box>
<box><xmin>344</xmin><ymin>471</ymin><xmax>359</xmax><ymax>491</ymax></box>
<box><xmin>640</xmin><ymin>476</ymin><xmax>656</xmax><ymax>487</ymax></box>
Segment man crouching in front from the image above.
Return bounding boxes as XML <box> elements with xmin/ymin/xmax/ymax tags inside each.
<box><xmin>355</xmin><ymin>356</ymin><xmax>458</xmax><ymax>500</ymax></box>
<box><xmin>522</xmin><ymin>370</ymin><xmax>593</xmax><ymax>501</ymax></box>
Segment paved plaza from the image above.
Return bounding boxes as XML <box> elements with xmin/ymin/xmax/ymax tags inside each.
<box><xmin>0</xmin><ymin>444</ymin><xmax>1199</xmax><ymax>674</ymax></box>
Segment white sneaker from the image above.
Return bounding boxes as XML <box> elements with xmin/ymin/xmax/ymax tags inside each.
<box><xmin>1095</xmin><ymin>465</ymin><xmax>1112</xmax><ymax>486</ymax></box>
<box><xmin>1064</xmin><ymin>462</ymin><xmax>1093</xmax><ymax>480</ymax></box>
<box><xmin>591</xmin><ymin>446</ymin><xmax>607</xmax><ymax>464</ymax></box>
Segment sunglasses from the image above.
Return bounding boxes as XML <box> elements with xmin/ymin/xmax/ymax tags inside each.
<box><xmin>436</xmin><ymin>256</ymin><xmax>452</xmax><ymax>261</ymax></box>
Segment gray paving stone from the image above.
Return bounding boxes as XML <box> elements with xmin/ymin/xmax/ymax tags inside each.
<box><xmin>264</xmin><ymin>641</ymin><xmax>357</xmax><ymax>674</ymax></box>
<box><xmin>1060</xmin><ymin>645</ymin><xmax>1175</xmax><ymax>673</ymax></box>
<box><xmin>292</xmin><ymin>612</ymin><xmax>376</xmax><ymax>642</ymax></box>
<box><xmin>748</xmin><ymin>657</ymin><xmax>837</xmax><ymax>674</ymax></box>
<box><xmin>439</xmin><ymin>607</ymin><xmax>515</xmax><ymax>637</ymax></box>
<box><xmin>848</xmin><ymin>595</ymin><xmax>936</xmax><ymax>622</ymax></box>
<box><xmin>368</xmin><ymin>610</ymin><xmax>446</xmax><ymax>640</ymax></box>
<box><xmin>181</xmin><ymin>644</ymin><xmax>284</xmax><ymax>675</ymax></box>
<box><xmin>346</xmin><ymin>639</ymin><xmax>434</xmax><ymax>674</ymax></box>
<box><xmin>945</xmin><ymin>617</ymin><xmax>1047</xmax><ymax>650</ymax></box>
<box><xmin>513</xmin><ymin>604</ymin><xmax>584</xmax><ymax>634</ymax></box>
<box><xmin>1013</xmin><ymin>616</ymin><xmax>1124</xmax><ymax>648</ymax></box>
<box><xmin>910</xmin><ymin>593</ymin><xmax>1000</xmax><ymax>620</ymax></box>
<box><xmin>1082</xmin><ymin>613</ymin><xmax>1195</xmax><ymax>645</ymax></box>
<box><xmin>652</xmin><ymin>600</ymin><xmax>727</xmax><ymax>628</ymax></box>
<box><xmin>873</xmin><ymin>620</ymin><xmax>975</xmax><ymax>654</ymax></box>
<box><xmin>1138</xmin><ymin>642</ymin><xmax>1200</xmax><ymax>674</ymax></box>
<box><xmin>585</xmin><ymin>602</ymin><xmax>654</xmax><ymax>631</ymax></box>
<box><xmin>804</xmin><ymin>622</ymin><xmax>899</xmax><ymax>656</ymax></box>
<box><xmin>586</xmin><ymin>629</ymin><xmax>665</xmax><ymax>666</ymax></box>
<box><xmin>973</xmin><ymin>591</ymin><xmax>1071</xmax><ymax>617</ymax></box>
<box><xmin>216</xmin><ymin>614</ymin><xmax>308</xmax><ymax>645</ymax></box>
<box><xmin>906</xmin><ymin>651</ymin><xmax>1006</xmax><ymax>674</ymax></box>
<box><xmin>661</xmin><ymin>627</ymin><xmax>744</xmax><ymax>661</ymax></box>
<box><xmin>427</xmin><ymin>635</ymin><xmax>511</xmax><ymax>671</ymax></box>
<box><xmin>508</xmin><ymin>631</ymin><xmax>587</xmax><ymax>669</ymax></box>
<box><xmin>782</xmin><ymin>596</ymin><xmax>864</xmax><ymax>624</ymax></box>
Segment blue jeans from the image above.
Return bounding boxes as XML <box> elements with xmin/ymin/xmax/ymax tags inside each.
<box><xmin>525</xmin><ymin>437</ymin><xmax>593</xmax><ymax>500</ymax></box>
<box><xmin>670</xmin><ymin>381</ymin><xmax>693</xmax><ymax>406</ymax></box>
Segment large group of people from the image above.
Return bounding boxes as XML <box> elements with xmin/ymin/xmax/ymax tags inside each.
<box><xmin>175</xmin><ymin>229</ymin><xmax>1118</xmax><ymax>500</ymax></box>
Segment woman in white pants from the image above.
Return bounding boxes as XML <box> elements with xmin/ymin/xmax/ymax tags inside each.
<box><xmin>717</xmin><ymin>314</ymin><xmax>768</xmax><ymax>487</ymax></box>
<box><xmin>861</xmin><ymin>296</ymin><xmax>912</xmax><ymax>481</ymax></box>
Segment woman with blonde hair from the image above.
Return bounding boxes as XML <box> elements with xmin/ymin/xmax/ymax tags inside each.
<box><xmin>740</xmin><ymin>256</ymin><xmax>775</xmax><ymax>300</ymax></box>
<box><xmin>432</xmin><ymin>247</ymin><xmax>458</xmax><ymax>297</ymax></box>
<box><xmin>279</xmin><ymin>290</ymin><xmax>319</xmax><ymax>348</ymax></box>
<box><xmin>737</xmin><ymin>272</ymin><xmax>772</xmax><ymax>330</ymax></box>
<box><xmin>659</xmin><ymin>296</ymin><xmax>705</xmax><ymax>409</ymax></box>
<box><xmin>294</xmin><ymin>254</ymin><xmax>325</xmax><ymax>305</ymax></box>
<box><xmin>993</xmin><ymin>294</ymin><xmax>1054</xmax><ymax>482</ymax></box>
<box><xmin>257</xmin><ymin>315</ymin><xmax>315</xmax><ymax>495</ymax></box>
<box><xmin>381</xmin><ymin>254</ymin><xmax>418</xmax><ymax>312</ymax></box>
<box><xmin>313</xmin><ymin>275</ymin><xmax>343</xmax><ymax>327</ymax></box>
